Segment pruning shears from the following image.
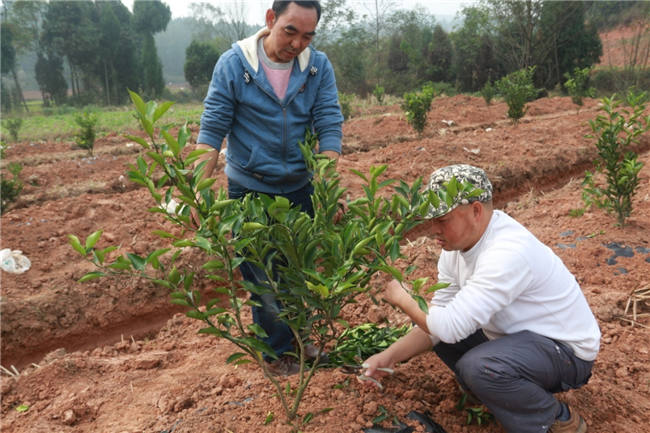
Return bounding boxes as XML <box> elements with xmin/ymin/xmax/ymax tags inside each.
<box><xmin>341</xmin><ymin>363</ymin><xmax>394</xmax><ymax>390</ymax></box>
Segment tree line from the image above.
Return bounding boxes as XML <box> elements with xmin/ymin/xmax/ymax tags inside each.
<box><xmin>1</xmin><ymin>0</ymin><xmax>647</xmax><ymax>112</ymax></box>
<box><xmin>1</xmin><ymin>0</ymin><xmax>171</xmax><ymax>111</ymax></box>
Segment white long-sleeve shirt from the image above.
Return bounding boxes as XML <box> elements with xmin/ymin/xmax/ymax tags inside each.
<box><xmin>426</xmin><ymin>210</ymin><xmax>601</xmax><ymax>361</ymax></box>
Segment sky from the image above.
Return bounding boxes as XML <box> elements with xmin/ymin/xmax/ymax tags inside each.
<box><xmin>123</xmin><ymin>0</ymin><xmax>475</xmax><ymax>26</ymax></box>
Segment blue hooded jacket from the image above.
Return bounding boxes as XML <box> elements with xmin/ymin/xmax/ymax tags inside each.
<box><xmin>197</xmin><ymin>28</ymin><xmax>344</xmax><ymax>194</ymax></box>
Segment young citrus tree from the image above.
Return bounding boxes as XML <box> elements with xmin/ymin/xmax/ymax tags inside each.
<box><xmin>564</xmin><ymin>66</ymin><xmax>595</xmax><ymax>110</ymax></box>
<box><xmin>582</xmin><ymin>90</ymin><xmax>649</xmax><ymax>226</ymax></box>
<box><xmin>69</xmin><ymin>91</ymin><xmax>480</xmax><ymax>426</ymax></box>
<box><xmin>74</xmin><ymin>111</ymin><xmax>98</xmax><ymax>156</ymax></box>
<box><xmin>402</xmin><ymin>83</ymin><xmax>435</xmax><ymax>135</ymax></box>
<box><xmin>496</xmin><ymin>67</ymin><xmax>538</xmax><ymax>123</ymax></box>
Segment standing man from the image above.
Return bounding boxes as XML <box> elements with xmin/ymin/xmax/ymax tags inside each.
<box><xmin>363</xmin><ymin>164</ymin><xmax>600</xmax><ymax>433</ymax></box>
<box><xmin>194</xmin><ymin>1</ymin><xmax>343</xmax><ymax>376</ymax></box>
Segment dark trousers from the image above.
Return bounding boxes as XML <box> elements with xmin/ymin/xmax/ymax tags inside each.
<box><xmin>228</xmin><ymin>179</ymin><xmax>314</xmax><ymax>360</ymax></box>
<box><xmin>434</xmin><ymin>330</ymin><xmax>594</xmax><ymax>433</ymax></box>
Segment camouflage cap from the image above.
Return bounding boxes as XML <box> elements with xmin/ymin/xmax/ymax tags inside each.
<box><xmin>424</xmin><ymin>164</ymin><xmax>492</xmax><ymax>218</ymax></box>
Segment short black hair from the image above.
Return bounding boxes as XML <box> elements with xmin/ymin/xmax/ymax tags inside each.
<box><xmin>272</xmin><ymin>1</ymin><xmax>321</xmax><ymax>22</ymax></box>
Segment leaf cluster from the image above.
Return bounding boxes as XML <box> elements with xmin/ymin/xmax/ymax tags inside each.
<box><xmin>326</xmin><ymin>323</ymin><xmax>411</xmax><ymax>366</ymax></box>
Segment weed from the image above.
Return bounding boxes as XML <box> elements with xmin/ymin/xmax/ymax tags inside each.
<box><xmin>373</xmin><ymin>84</ymin><xmax>385</xmax><ymax>105</ymax></box>
<box><xmin>2</xmin><ymin>118</ymin><xmax>23</xmax><ymax>142</ymax></box>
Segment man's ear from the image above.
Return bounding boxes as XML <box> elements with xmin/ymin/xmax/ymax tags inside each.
<box><xmin>472</xmin><ymin>201</ymin><xmax>483</xmax><ymax>218</ymax></box>
<box><xmin>265</xmin><ymin>9</ymin><xmax>276</xmax><ymax>28</ymax></box>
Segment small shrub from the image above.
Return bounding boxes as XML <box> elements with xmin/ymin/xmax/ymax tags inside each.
<box><xmin>338</xmin><ymin>92</ymin><xmax>354</xmax><ymax>120</ymax></box>
<box><xmin>496</xmin><ymin>67</ymin><xmax>538</xmax><ymax>123</ymax></box>
<box><xmin>402</xmin><ymin>83</ymin><xmax>435</xmax><ymax>135</ymax></box>
<box><xmin>583</xmin><ymin>90</ymin><xmax>649</xmax><ymax>226</ymax></box>
<box><xmin>564</xmin><ymin>67</ymin><xmax>595</xmax><ymax>109</ymax></box>
<box><xmin>1</xmin><ymin>161</ymin><xmax>23</xmax><ymax>214</ymax></box>
<box><xmin>2</xmin><ymin>118</ymin><xmax>23</xmax><ymax>142</ymax></box>
<box><xmin>373</xmin><ymin>84</ymin><xmax>385</xmax><ymax>105</ymax></box>
<box><xmin>74</xmin><ymin>111</ymin><xmax>98</xmax><ymax>156</ymax></box>
<box><xmin>480</xmin><ymin>81</ymin><xmax>496</xmax><ymax>106</ymax></box>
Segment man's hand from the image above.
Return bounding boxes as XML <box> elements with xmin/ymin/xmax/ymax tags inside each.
<box><xmin>360</xmin><ymin>351</ymin><xmax>395</xmax><ymax>389</ymax></box>
<box><xmin>383</xmin><ymin>279</ymin><xmax>410</xmax><ymax>307</ymax></box>
<box><xmin>382</xmin><ymin>279</ymin><xmax>429</xmax><ymax>332</ymax></box>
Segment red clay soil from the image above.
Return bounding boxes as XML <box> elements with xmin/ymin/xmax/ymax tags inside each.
<box><xmin>598</xmin><ymin>21</ymin><xmax>650</xmax><ymax>68</ymax></box>
<box><xmin>1</xmin><ymin>93</ymin><xmax>649</xmax><ymax>433</ymax></box>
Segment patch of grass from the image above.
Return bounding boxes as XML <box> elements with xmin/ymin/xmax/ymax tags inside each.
<box><xmin>13</xmin><ymin>103</ymin><xmax>204</xmax><ymax>142</ymax></box>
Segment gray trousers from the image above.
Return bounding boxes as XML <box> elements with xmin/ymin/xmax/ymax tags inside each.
<box><xmin>434</xmin><ymin>330</ymin><xmax>594</xmax><ymax>433</ymax></box>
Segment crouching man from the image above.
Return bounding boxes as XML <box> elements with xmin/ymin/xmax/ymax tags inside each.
<box><xmin>363</xmin><ymin>164</ymin><xmax>600</xmax><ymax>433</ymax></box>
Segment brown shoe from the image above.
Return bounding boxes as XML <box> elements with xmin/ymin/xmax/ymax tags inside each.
<box><xmin>266</xmin><ymin>355</ymin><xmax>300</xmax><ymax>376</ymax></box>
<box><xmin>549</xmin><ymin>405</ymin><xmax>587</xmax><ymax>433</ymax></box>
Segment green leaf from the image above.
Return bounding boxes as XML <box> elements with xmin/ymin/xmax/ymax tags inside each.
<box><xmin>79</xmin><ymin>272</ymin><xmax>104</xmax><ymax>283</ymax></box>
<box><xmin>124</xmin><ymin>134</ymin><xmax>150</xmax><ymax>149</ymax></box>
<box><xmin>127</xmin><ymin>253</ymin><xmax>146</xmax><ymax>271</ymax></box>
<box><xmin>128</xmin><ymin>89</ymin><xmax>146</xmax><ymax>115</ymax></box>
<box><xmin>84</xmin><ymin>230</ymin><xmax>103</xmax><ymax>250</ymax></box>
<box><xmin>226</xmin><ymin>352</ymin><xmax>248</xmax><ymax>364</ymax></box>
<box><xmin>68</xmin><ymin>234</ymin><xmax>86</xmax><ymax>256</ymax></box>
<box><xmin>15</xmin><ymin>404</ymin><xmax>29</xmax><ymax>413</ymax></box>
<box><xmin>152</xmin><ymin>230</ymin><xmax>176</xmax><ymax>239</ymax></box>
<box><xmin>186</xmin><ymin>310</ymin><xmax>205</xmax><ymax>320</ymax></box>
<box><xmin>196</xmin><ymin>177</ymin><xmax>217</xmax><ymax>191</ymax></box>
<box><xmin>161</xmin><ymin>129</ymin><xmax>180</xmax><ymax>156</ymax></box>
<box><xmin>153</xmin><ymin>101</ymin><xmax>175</xmax><ymax>122</ymax></box>
<box><xmin>264</xmin><ymin>411</ymin><xmax>274</xmax><ymax>425</ymax></box>
<box><xmin>247</xmin><ymin>323</ymin><xmax>269</xmax><ymax>338</ymax></box>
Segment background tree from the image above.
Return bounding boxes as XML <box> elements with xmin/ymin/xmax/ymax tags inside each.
<box><xmin>133</xmin><ymin>0</ymin><xmax>171</xmax><ymax>99</ymax></box>
<box><xmin>0</xmin><ymin>15</ymin><xmax>29</xmax><ymax>111</ymax></box>
<box><xmin>34</xmin><ymin>52</ymin><xmax>67</xmax><ymax>106</ymax></box>
<box><xmin>40</xmin><ymin>0</ymin><xmax>100</xmax><ymax>103</ymax></box>
<box><xmin>325</xmin><ymin>25</ymin><xmax>373</xmax><ymax>96</ymax></box>
<box><xmin>184</xmin><ymin>40</ymin><xmax>220</xmax><ymax>97</ymax></box>
<box><xmin>427</xmin><ymin>24</ymin><xmax>453</xmax><ymax>83</ymax></box>
<box><xmin>451</xmin><ymin>6</ymin><xmax>496</xmax><ymax>92</ymax></box>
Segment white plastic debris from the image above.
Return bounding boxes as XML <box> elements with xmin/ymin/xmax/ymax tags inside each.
<box><xmin>0</xmin><ymin>249</ymin><xmax>31</xmax><ymax>274</ymax></box>
<box><xmin>160</xmin><ymin>198</ymin><xmax>180</xmax><ymax>215</ymax></box>
<box><xmin>126</xmin><ymin>142</ymin><xmax>135</xmax><ymax>148</ymax></box>
<box><xmin>463</xmin><ymin>147</ymin><xmax>481</xmax><ymax>155</ymax></box>
<box><xmin>441</xmin><ymin>119</ymin><xmax>455</xmax><ymax>126</ymax></box>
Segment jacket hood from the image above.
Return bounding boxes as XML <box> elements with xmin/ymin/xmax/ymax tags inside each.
<box><xmin>236</xmin><ymin>27</ymin><xmax>312</xmax><ymax>73</ymax></box>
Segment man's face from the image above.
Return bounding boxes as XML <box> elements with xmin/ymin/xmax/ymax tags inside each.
<box><xmin>430</xmin><ymin>203</ymin><xmax>481</xmax><ymax>252</ymax></box>
<box><xmin>264</xmin><ymin>2</ymin><xmax>318</xmax><ymax>63</ymax></box>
